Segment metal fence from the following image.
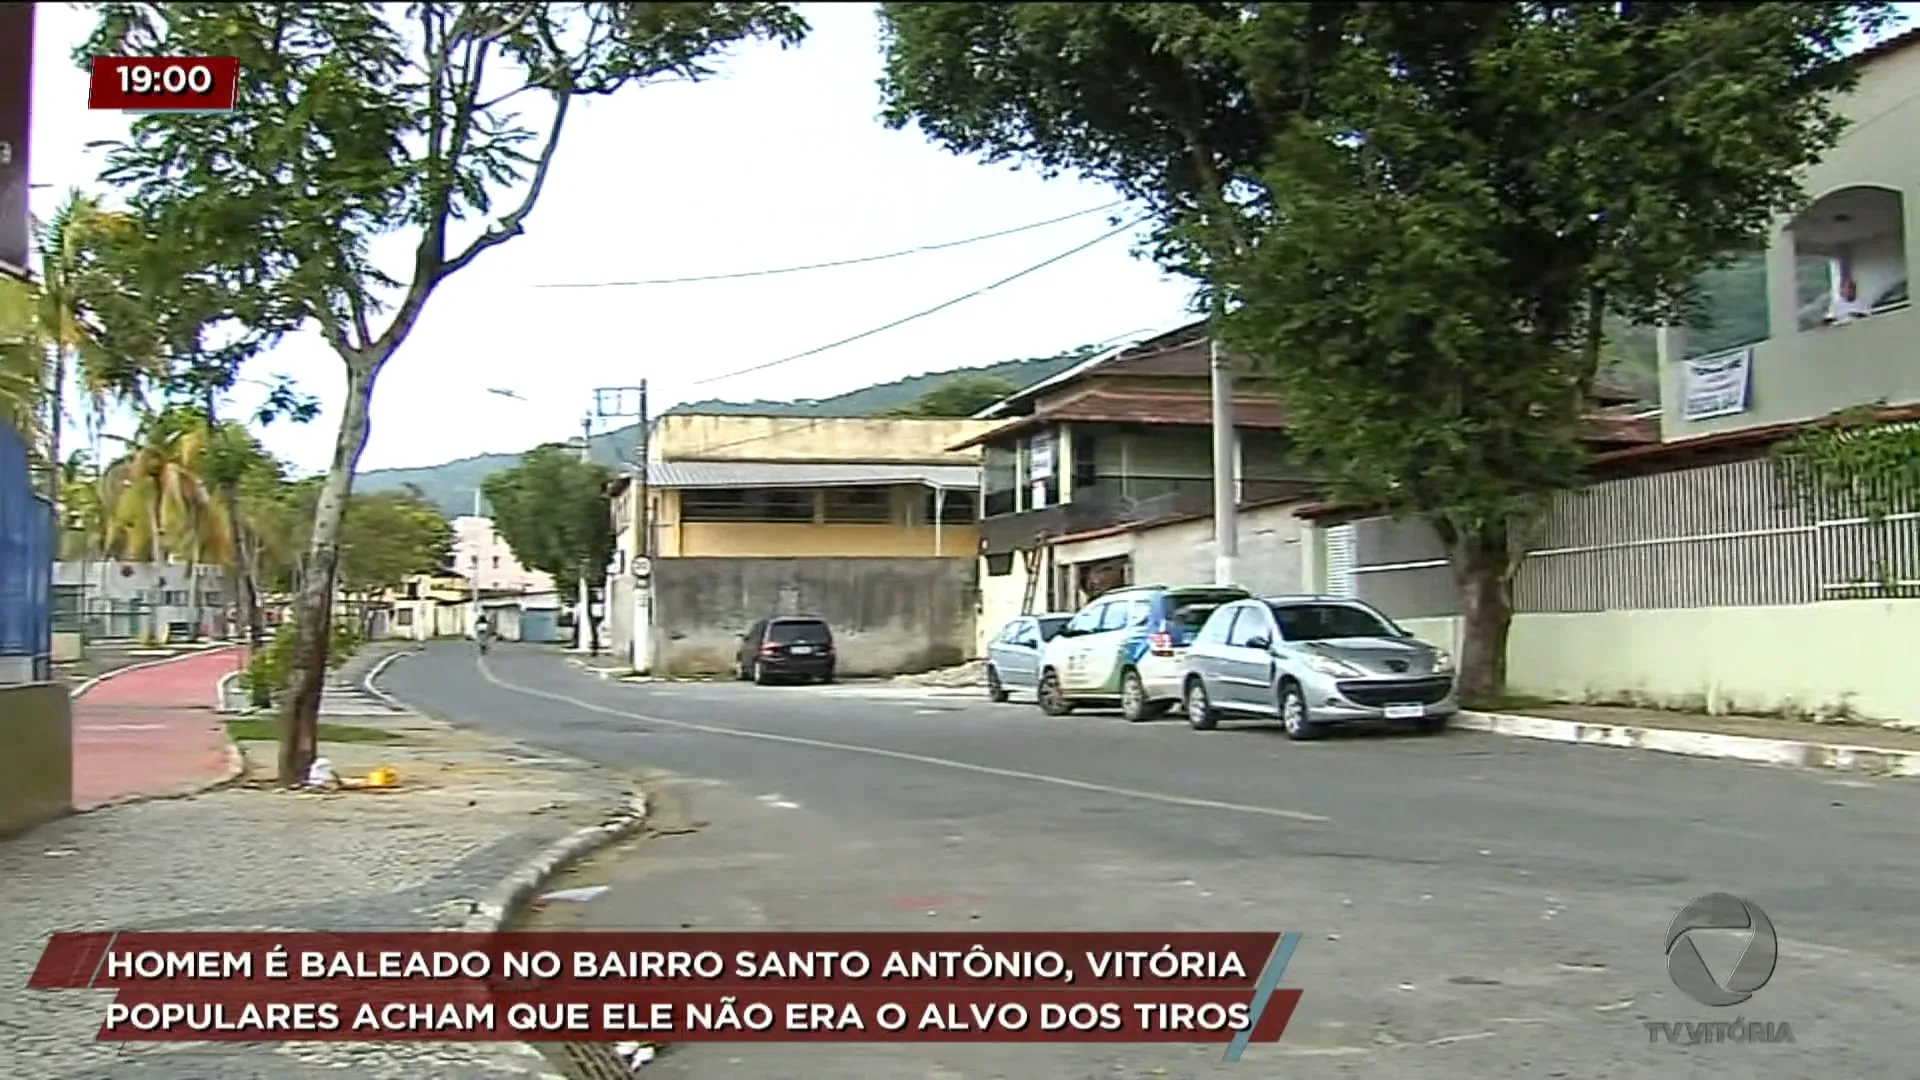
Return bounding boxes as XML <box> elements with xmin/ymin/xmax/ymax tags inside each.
<box><xmin>0</xmin><ymin>423</ymin><xmax>54</xmax><ymax>682</ymax></box>
<box><xmin>1330</xmin><ymin>453</ymin><xmax>1920</xmax><ymax>617</ymax></box>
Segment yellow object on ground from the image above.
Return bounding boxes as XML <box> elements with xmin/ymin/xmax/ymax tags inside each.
<box><xmin>365</xmin><ymin>767</ymin><xmax>399</xmax><ymax>788</ymax></box>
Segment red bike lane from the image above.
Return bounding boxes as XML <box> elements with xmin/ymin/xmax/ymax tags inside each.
<box><xmin>71</xmin><ymin>648</ymin><xmax>246</xmax><ymax>810</ymax></box>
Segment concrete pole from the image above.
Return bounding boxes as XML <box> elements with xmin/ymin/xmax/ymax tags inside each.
<box><xmin>1209</xmin><ymin>335</ymin><xmax>1238</xmax><ymax>586</ymax></box>
<box><xmin>576</xmin><ymin>413</ymin><xmax>593</xmax><ymax>653</ymax></box>
<box><xmin>468</xmin><ymin>487</ymin><xmax>481</xmax><ymax>634</ymax></box>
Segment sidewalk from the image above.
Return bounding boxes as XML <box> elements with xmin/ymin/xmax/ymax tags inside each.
<box><xmin>1459</xmin><ymin>701</ymin><xmax>1920</xmax><ymax>776</ymax></box>
<box><xmin>72</xmin><ymin>647</ymin><xmax>246</xmax><ymax>810</ymax></box>
<box><xmin>2</xmin><ymin>645</ymin><xmax>646</xmax><ymax>1080</ymax></box>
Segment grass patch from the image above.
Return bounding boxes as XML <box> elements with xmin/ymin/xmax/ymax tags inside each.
<box><xmin>224</xmin><ymin>719</ymin><xmax>412</xmax><ymax>745</ymax></box>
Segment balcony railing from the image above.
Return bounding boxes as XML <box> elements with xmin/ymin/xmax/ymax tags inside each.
<box><xmin>978</xmin><ymin>477</ymin><xmax>1318</xmax><ymax>555</ymax></box>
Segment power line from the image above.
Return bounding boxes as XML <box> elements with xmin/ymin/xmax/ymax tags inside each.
<box><xmin>687</xmin><ymin>215</ymin><xmax>1152</xmax><ymax>388</ymax></box>
<box><xmin>534</xmin><ymin>200</ymin><xmax>1127</xmax><ymax>289</ymax></box>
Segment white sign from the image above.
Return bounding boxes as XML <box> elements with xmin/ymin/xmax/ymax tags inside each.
<box><xmin>1029</xmin><ymin>432</ymin><xmax>1055</xmax><ymax>481</ymax></box>
<box><xmin>632</xmin><ymin>556</ymin><xmax>651</xmax><ymax>580</ymax></box>
<box><xmin>1681</xmin><ymin>348</ymin><xmax>1753</xmax><ymax>421</ymax></box>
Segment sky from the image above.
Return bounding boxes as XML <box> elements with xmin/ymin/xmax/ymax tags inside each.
<box><xmin>30</xmin><ymin>2</ymin><xmax>1198</xmax><ymax>476</ymax></box>
<box><xmin>29</xmin><ymin>4</ymin><xmax>1917</xmax><ymax>478</ymax></box>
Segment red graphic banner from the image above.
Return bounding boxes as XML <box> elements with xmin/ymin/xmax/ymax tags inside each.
<box><xmin>33</xmin><ymin>931</ymin><xmax>1306</xmax><ymax>1046</ymax></box>
<box><xmin>89</xmin><ymin>57</ymin><xmax>240</xmax><ymax>112</ymax></box>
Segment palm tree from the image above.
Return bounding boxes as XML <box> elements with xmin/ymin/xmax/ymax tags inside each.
<box><xmin>0</xmin><ymin>190</ymin><xmax>156</xmax><ymax>502</ymax></box>
<box><xmin>103</xmin><ymin>409</ymin><xmax>233</xmax><ymax>641</ymax></box>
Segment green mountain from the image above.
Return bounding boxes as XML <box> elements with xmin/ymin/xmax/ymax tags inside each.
<box><xmin>357</xmin><ymin>349</ymin><xmax>1094</xmax><ymax>517</ymax></box>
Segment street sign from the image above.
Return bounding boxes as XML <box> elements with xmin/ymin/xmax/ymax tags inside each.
<box><xmin>633</xmin><ymin>556</ymin><xmax>652</xmax><ymax>580</ymax></box>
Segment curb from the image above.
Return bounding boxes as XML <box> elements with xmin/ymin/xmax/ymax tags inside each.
<box><xmin>69</xmin><ymin>643</ymin><xmax>243</xmax><ymax>700</ymax></box>
<box><xmin>1456</xmin><ymin>710</ymin><xmax>1920</xmax><ymax>777</ymax></box>
<box><xmin>458</xmin><ymin>792</ymin><xmax>652</xmax><ymax>933</ymax></box>
<box><xmin>359</xmin><ymin>647</ymin><xmax>419</xmax><ymax>710</ymax></box>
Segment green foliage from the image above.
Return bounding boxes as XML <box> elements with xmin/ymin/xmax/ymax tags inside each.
<box><xmin>337</xmin><ymin>492</ymin><xmax>455</xmax><ymax>595</ymax></box>
<box><xmin>481</xmin><ymin>445</ymin><xmax>616</xmax><ymax>588</ymax></box>
<box><xmin>1776</xmin><ymin>408</ymin><xmax>1920</xmax><ymax>522</ymax></box>
<box><xmin>889</xmin><ymin>373</ymin><xmax>1019</xmax><ymax>417</ymax></box>
<box><xmin>878</xmin><ymin>2</ymin><xmax>1891</xmax><ymax>694</ymax></box>
<box><xmin>240</xmin><ymin>619</ymin><xmax>362</xmax><ymax>705</ymax></box>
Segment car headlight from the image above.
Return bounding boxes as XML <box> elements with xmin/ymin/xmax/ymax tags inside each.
<box><xmin>1432</xmin><ymin>649</ymin><xmax>1455</xmax><ymax>673</ymax></box>
<box><xmin>1303</xmin><ymin>653</ymin><xmax>1364</xmax><ymax>678</ymax></box>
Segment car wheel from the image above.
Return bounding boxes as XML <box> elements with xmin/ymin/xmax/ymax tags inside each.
<box><xmin>1036</xmin><ymin>669</ymin><xmax>1074</xmax><ymax>716</ymax></box>
<box><xmin>736</xmin><ymin>659</ymin><xmax>751</xmax><ymax>681</ymax></box>
<box><xmin>1278</xmin><ymin>680</ymin><xmax>1320</xmax><ymax>741</ymax></box>
<box><xmin>752</xmin><ymin>660</ymin><xmax>770</xmax><ymax>686</ymax></box>
<box><xmin>1120</xmin><ymin>668</ymin><xmax>1156</xmax><ymax>722</ymax></box>
<box><xmin>987</xmin><ymin>666</ymin><xmax>1010</xmax><ymax>703</ymax></box>
<box><xmin>1185</xmin><ymin>677</ymin><xmax>1218</xmax><ymax>730</ymax></box>
<box><xmin>817</xmin><ymin>669</ymin><xmax>836</xmax><ymax>685</ymax></box>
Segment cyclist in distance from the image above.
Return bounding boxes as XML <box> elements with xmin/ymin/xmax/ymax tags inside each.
<box><xmin>474</xmin><ymin>613</ymin><xmax>493</xmax><ymax>655</ymax></box>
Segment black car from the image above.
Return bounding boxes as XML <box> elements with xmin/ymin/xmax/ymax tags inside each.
<box><xmin>736</xmin><ymin>617</ymin><xmax>837</xmax><ymax>684</ymax></box>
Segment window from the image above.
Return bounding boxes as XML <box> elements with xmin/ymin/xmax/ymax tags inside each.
<box><xmin>983</xmin><ymin>445</ymin><xmax>1018</xmax><ymax>517</ymax></box>
<box><xmin>1071</xmin><ymin>433</ymin><xmax>1098</xmax><ymax>494</ymax></box>
<box><xmin>405</xmin><ymin>581</ymin><xmax>420</xmax><ymax>599</ymax></box>
<box><xmin>1035</xmin><ymin>616</ymin><xmax>1070</xmax><ymax>641</ymax></box>
<box><xmin>1193</xmin><ymin>605</ymin><xmax>1238</xmax><ymax>645</ymax></box>
<box><xmin>396</xmin><ymin>610</ymin><xmax>414</xmax><ymax>627</ymax></box>
<box><xmin>160</xmin><ymin>590</ymin><xmax>189</xmax><ymax>606</ymax></box>
<box><xmin>1790</xmin><ymin>185</ymin><xmax>1909</xmax><ymax>331</ymax></box>
<box><xmin>768</xmin><ymin>619</ymin><xmax>832</xmax><ymax>645</ymax></box>
<box><xmin>492</xmin><ymin>556</ymin><xmax>500</xmax><ymax>569</ymax></box>
<box><xmin>1063</xmin><ymin>604</ymin><xmax>1104</xmax><ymax>636</ymax></box>
<box><xmin>1096</xmin><ymin>598</ymin><xmax>1145</xmax><ymax>632</ymax></box>
<box><xmin>996</xmin><ymin>620</ymin><xmax>1026</xmax><ymax>645</ymax></box>
<box><xmin>1269</xmin><ymin>602</ymin><xmax>1396</xmax><ymax>642</ymax></box>
<box><xmin>984</xmin><ymin>552</ymin><xmax>1014</xmax><ymax>576</ymax></box>
<box><xmin>680</xmin><ymin>488</ymin><xmax>815</xmax><ymax>523</ymax></box>
<box><xmin>1168</xmin><ymin>590</ymin><xmax>1247</xmax><ymax>637</ymax></box>
<box><xmin>823</xmin><ymin>486</ymin><xmax>894</xmax><ymax>524</ymax></box>
<box><xmin>923</xmin><ymin>488</ymin><xmax>977</xmax><ymax>525</ymax></box>
<box><xmin>1226</xmin><ymin>608</ymin><xmax>1271</xmax><ymax>648</ymax></box>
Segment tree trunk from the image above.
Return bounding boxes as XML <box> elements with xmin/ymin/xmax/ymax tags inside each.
<box><xmin>1444</xmin><ymin>522</ymin><xmax>1517</xmax><ymax>702</ymax></box>
<box><xmin>279</xmin><ymin>360</ymin><xmax>379</xmax><ymax>785</ymax></box>
<box><xmin>45</xmin><ymin>350</ymin><xmax>65</xmax><ymax>506</ymax></box>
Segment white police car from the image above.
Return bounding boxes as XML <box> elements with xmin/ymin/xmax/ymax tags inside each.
<box><xmin>1035</xmin><ymin>584</ymin><xmax>1251</xmax><ymax>721</ymax></box>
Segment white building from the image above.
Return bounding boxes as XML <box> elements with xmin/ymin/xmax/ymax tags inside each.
<box><xmin>448</xmin><ymin>516</ymin><xmax>554</xmax><ymax>594</ymax></box>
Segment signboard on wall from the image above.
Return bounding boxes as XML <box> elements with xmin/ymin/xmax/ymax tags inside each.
<box><xmin>0</xmin><ymin>3</ymin><xmax>32</xmax><ymax>280</ymax></box>
<box><xmin>1028</xmin><ymin>432</ymin><xmax>1055</xmax><ymax>481</ymax></box>
<box><xmin>1681</xmin><ymin>348</ymin><xmax>1753</xmax><ymax>421</ymax></box>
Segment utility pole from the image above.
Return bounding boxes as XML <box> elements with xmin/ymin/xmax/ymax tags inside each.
<box><xmin>574</xmin><ymin>413</ymin><xmax>593</xmax><ymax>654</ymax></box>
<box><xmin>1209</xmin><ymin>333</ymin><xmax>1238</xmax><ymax>587</ymax></box>
<box><xmin>593</xmin><ymin>385</ymin><xmax>651</xmax><ymax>672</ymax></box>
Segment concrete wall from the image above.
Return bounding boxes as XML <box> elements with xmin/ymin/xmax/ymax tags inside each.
<box><xmin>655</xmin><ymin>415</ymin><xmax>999</xmax><ymax>464</ymax></box>
<box><xmin>651</xmin><ymin>557</ymin><xmax>976</xmax><ymax>677</ymax></box>
<box><xmin>1401</xmin><ymin>599</ymin><xmax>1920</xmax><ymax>723</ymax></box>
<box><xmin>655</xmin><ymin>486</ymin><xmax>979</xmax><ymax>558</ymax></box>
<box><xmin>1130</xmin><ymin>502</ymin><xmax>1308</xmax><ymax>596</ymax></box>
<box><xmin>0</xmin><ymin>682</ymin><xmax>71</xmax><ymax>836</ymax></box>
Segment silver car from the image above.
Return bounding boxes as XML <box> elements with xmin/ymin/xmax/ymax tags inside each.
<box><xmin>984</xmin><ymin>613</ymin><xmax>1074</xmax><ymax>702</ymax></box>
<box><xmin>1180</xmin><ymin>595</ymin><xmax>1457</xmax><ymax>739</ymax></box>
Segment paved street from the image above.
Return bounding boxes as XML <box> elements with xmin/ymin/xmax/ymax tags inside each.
<box><xmin>381</xmin><ymin>643</ymin><xmax>1920</xmax><ymax>1079</ymax></box>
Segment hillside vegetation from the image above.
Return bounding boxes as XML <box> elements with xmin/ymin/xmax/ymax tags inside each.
<box><xmin>357</xmin><ymin>347</ymin><xmax>1095</xmax><ymax>516</ymax></box>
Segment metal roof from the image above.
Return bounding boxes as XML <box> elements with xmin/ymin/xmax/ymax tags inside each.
<box><xmin>646</xmin><ymin>460</ymin><xmax>979</xmax><ymax>490</ymax></box>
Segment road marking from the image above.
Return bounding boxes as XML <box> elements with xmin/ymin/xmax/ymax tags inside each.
<box><xmin>467</xmin><ymin>659</ymin><xmax>1330</xmax><ymax>825</ymax></box>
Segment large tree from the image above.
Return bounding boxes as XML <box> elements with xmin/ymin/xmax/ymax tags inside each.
<box><xmin>879</xmin><ymin>1</ymin><xmax>1892</xmax><ymax>697</ymax></box>
<box><xmin>890</xmin><ymin>373</ymin><xmax>1019</xmax><ymax>417</ymax></box>
<box><xmin>481</xmin><ymin>444</ymin><xmax>615</xmax><ymax>650</ymax></box>
<box><xmin>82</xmin><ymin>2</ymin><xmax>807</xmax><ymax>782</ymax></box>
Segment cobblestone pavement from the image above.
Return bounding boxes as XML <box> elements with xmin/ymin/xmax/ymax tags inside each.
<box><xmin>1</xmin><ymin>645</ymin><xmax>642</xmax><ymax>1080</ymax></box>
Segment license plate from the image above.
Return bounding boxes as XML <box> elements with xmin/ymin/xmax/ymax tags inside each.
<box><xmin>1383</xmin><ymin>704</ymin><xmax>1423</xmax><ymax>720</ymax></box>
<box><xmin>789</xmin><ymin>645</ymin><xmax>813</xmax><ymax>654</ymax></box>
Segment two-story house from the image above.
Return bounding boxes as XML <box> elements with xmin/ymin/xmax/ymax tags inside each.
<box><xmin>605</xmin><ymin>413</ymin><xmax>1003</xmax><ymax>677</ymax></box>
<box><xmin>1661</xmin><ymin>28</ymin><xmax>1920</xmax><ymax>440</ymax></box>
<box><xmin>956</xmin><ymin>322</ymin><xmax>1659</xmax><ymax>646</ymax></box>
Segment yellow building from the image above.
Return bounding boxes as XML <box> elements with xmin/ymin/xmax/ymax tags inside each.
<box><xmin>605</xmin><ymin>414</ymin><xmax>1004</xmax><ymax>674</ymax></box>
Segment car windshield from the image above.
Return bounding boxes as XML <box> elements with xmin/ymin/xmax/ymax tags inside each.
<box><xmin>1268</xmin><ymin>603</ymin><xmax>1396</xmax><ymax>642</ymax></box>
<box><xmin>768</xmin><ymin>620</ymin><xmax>831</xmax><ymax>644</ymax></box>
<box><xmin>1035</xmin><ymin>616</ymin><xmax>1070</xmax><ymax>641</ymax></box>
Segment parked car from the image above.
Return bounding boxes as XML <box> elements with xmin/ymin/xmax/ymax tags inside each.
<box><xmin>1180</xmin><ymin>595</ymin><xmax>1456</xmax><ymax>739</ymax></box>
<box><xmin>735</xmin><ymin>617</ymin><xmax>837</xmax><ymax>685</ymax></box>
<box><xmin>984</xmin><ymin>612</ymin><xmax>1074</xmax><ymax>702</ymax></box>
<box><xmin>1035</xmin><ymin>584</ymin><xmax>1252</xmax><ymax>720</ymax></box>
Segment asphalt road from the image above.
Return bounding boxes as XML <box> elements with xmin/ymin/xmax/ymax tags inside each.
<box><xmin>379</xmin><ymin>643</ymin><xmax>1920</xmax><ymax>1079</ymax></box>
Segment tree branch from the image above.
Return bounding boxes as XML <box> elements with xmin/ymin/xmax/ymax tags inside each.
<box><xmin>437</xmin><ymin>88</ymin><xmax>573</xmax><ymax>282</ymax></box>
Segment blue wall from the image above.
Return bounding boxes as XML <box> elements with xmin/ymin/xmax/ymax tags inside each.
<box><xmin>0</xmin><ymin>423</ymin><xmax>54</xmax><ymax>681</ymax></box>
